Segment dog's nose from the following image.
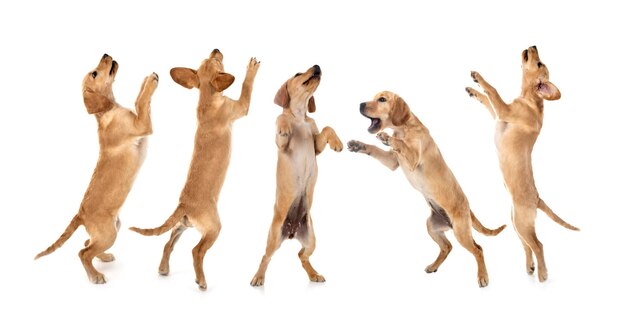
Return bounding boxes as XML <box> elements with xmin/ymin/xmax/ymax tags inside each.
<box><xmin>212</xmin><ymin>48</ymin><xmax>220</xmax><ymax>54</ymax></box>
<box><xmin>531</xmin><ymin>45</ymin><xmax>537</xmax><ymax>50</ymax></box>
<box><xmin>360</xmin><ymin>102</ymin><xmax>366</xmax><ymax>112</ymax></box>
<box><xmin>103</xmin><ymin>53</ymin><xmax>110</xmax><ymax>59</ymax></box>
<box><xmin>313</xmin><ymin>65</ymin><xmax>321</xmax><ymax>76</ymax></box>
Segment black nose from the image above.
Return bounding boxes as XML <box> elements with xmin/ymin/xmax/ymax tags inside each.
<box><xmin>531</xmin><ymin>45</ymin><xmax>537</xmax><ymax>50</ymax></box>
<box><xmin>103</xmin><ymin>53</ymin><xmax>110</xmax><ymax>59</ymax></box>
<box><xmin>313</xmin><ymin>65</ymin><xmax>321</xmax><ymax>76</ymax></box>
<box><xmin>212</xmin><ymin>48</ymin><xmax>220</xmax><ymax>53</ymax></box>
<box><xmin>360</xmin><ymin>102</ymin><xmax>366</xmax><ymax>112</ymax></box>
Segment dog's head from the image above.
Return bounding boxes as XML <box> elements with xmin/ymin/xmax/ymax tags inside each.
<box><xmin>82</xmin><ymin>54</ymin><xmax>117</xmax><ymax>114</ymax></box>
<box><xmin>274</xmin><ymin>65</ymin><xmax>321</xmax><ymax>113</ymax></box>
<box><xmin>521</xmin><ymin>46</ymin><xmax>560</xmax><ymax>101</ymax></box>
<box><xmin>359</xmin><ymin>91</ymin><xmax>410</xmax><ymax>134</ymax></box>
<box><xmin>170</xmin><ymin>48</ymin><xmax>235</xmax><ymax>92</ymax></box>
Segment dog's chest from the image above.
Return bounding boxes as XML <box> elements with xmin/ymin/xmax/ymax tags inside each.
<box><xmin>286</xmin><ymin>121</ymin><xmax>316</xmax><ymax>182</ymax></box>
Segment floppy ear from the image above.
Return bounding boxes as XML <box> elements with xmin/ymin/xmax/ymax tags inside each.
<box><xmin>274</xmin><ymin>81</ymin><xmax>290</xmax><ymax>108</ymax></box>
<box><xmin>83</xmin><ymin>89</ymin><xmax>114</xmax><ymax>114</ymax></box>
<box><xmin>536</xmin><ymin>81</ymin><xmax>561</xmax><ymax>100</ymax></box>
<box><xmin>391</xmin><ymin>96</ymin><xmax>410</xmax><ymax>126</ymax></box>
<box><xmin>170</xmin><ymin>67</ymin><xmax>199</xmax><ymax>89</ymax></box>
<box><xmin>211</xmin><ymin>72</ymin><xmax>235</xmax><ymax>92</ymax></box>
<box><xmin>308</xmin><ymin>96</ymin><xmax>316</xmax><ymax>113</ymax></box>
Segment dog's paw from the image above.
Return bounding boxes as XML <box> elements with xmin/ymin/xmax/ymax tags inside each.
<box><xmin>376</xmin><ymin>132</ymin><xmax>391</xmax><ymax>146</ymax></box>
<box><xmin>329</xmin><ymin>138</ymin><xmax>343</xmax><ymax>152</ymax></box>
<box><xmin>142</xmin><ymin>72</ymin><xmax>159</xmax><ymax>94</ymax></box>
<box><xmin>526</xmin><ymin>262</ymin><xmax>535</xmax><ymax>275</ymax></box>
<box><xmin>195</xmin><ymin>278</ymin><xmax>207</xmax><ymax>290</ymax></box>
<box><xmin>277</xmin><ymin>122</ymin><xmax>292</xmax><ymax>137</ymax></box>
<box><xmin>347</xmin><ymin>140</ymin><xmax>366</xmax><ymax>153</ymax></box>
<box><xmin>90</xmin><ymin>272</ymin><xmax>107</xmax><ymax>284</ymax></box>
<box><xmin>478</xmin><ymin>275</ymin><xmax>489</xmax><ymax>288</ymax></box>
<box><xmin>250</xmin><ymin>275</ymin><xmax>265</xmax><ymax>287</ymax></box>
<box><xmin>309</xmin><ymin>273</ymin><xmax>326</xmax><ymax>283</ymax></box>
<box><xmin>538</xmin><ymin>267</ymin><xmax>548</xmax><ymax>282</ymax></box>
<box><xmin>470</xmin><ymin>71</ymin><xmax>482</xmax><ymax>84</ymax></box>
<box><xmin>247</xmin><ymin>57</ymin><xmax>261</xmax><ymax>75</ymax></box>
<box><xmin>465</xmin><ymin>87</ymin><xmax>476</xmax><ymax>98</ymax></box>
<box><xmin>97</xmin><ymin>253</ymin><xmax>115</xmax><ymax>263</ymax></box>
<box><xmin>424</xmin><ymin>265</ymin><xmax>438</xmax><ymax>273</ymax></box>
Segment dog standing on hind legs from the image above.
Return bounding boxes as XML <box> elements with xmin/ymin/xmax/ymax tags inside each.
<box><xmin>129</xmin><ymin>49</ymin><xmax>260</xmax><ymax>290</ymax></box>
<box><xmin>466</xmin><ymin>45</ymin><xmax>579</xmax><ymax>282</ymax></box>
<box><xmin>250</xmin><ymin>65</ymin><xmax>343</xmax><ymax>286</ymax></box>
<box><xmin>35</xmin><ymin>54</ymin><xmax>158</xmax><ymax>284</ymax></box>
<box><xmin>347</xmin><ymin>91</ymin><xmax>506</xmax><ymax>287</ymax></box>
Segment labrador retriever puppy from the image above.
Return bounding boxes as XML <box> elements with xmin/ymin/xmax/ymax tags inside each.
<box><xmin>466</xmin><ymin>45</ymin><xmax>579</xmax><ymax>282</ymax></box>
<box><xmin>130</xmin><ymin>49</ymin><xmax>260</xmax><ymax>290</ymax></box>
<box><xmin>348</xmin><ymin>91</ymin><xmax>505</xmax><ymax>287</ymax></box>
<box><xmin>35</xmin><ymin>54</ymin><xmax>158</xmax><ymax>284</ymax></box>
<box><xmin>250</xmin><ymin>65</ymin><xmax>343</xmax><ymax>286</ymax></box>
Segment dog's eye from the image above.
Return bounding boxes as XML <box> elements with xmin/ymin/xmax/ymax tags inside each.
<box><xmin>294</xmin><ymin>73</ymin><xmax>302</xmax><ymax>78</ymax></box>
<box><xmin>91</xmin><ymin>71</ymin><xmax>98</xmax><ymax>78</ymax></box>
<box><xmin>378</xmin><ymin>97</ymin><xmax>386</xmax><ymax>102</ymax></box>
<box><xmin>537</xmin><ymin>62</ymin><xmax>543</xmax><ymax>68</ymax></box>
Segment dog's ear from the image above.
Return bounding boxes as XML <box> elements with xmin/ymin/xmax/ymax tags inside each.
<box><xmin>391</xmin><ymin>96</ymin><xmax>410</xmax><ymax>126</ymax></box>
<box><xmin>83</xmin><ymin>89</ymin><xmax>114</xmax><ymax>114</ymax></box>
<box><xmin>211</xmin><ymin>72</ymin><xmax>235</xmax><ymax>92</ymax></box>
<box><xmin>536</xmin><ymin>81</ymin><xmax>561</xmax><ymax>100</ymax></box>
<box><xmin>308</xmin><ymin>96</ymin><xmax>316</xmax><ymax>113</ymax></box>
<box><xmin>170</xmin><ymin>67</ymin><xmax>199</xmax><ymax>89</ymax></box>
<box><xmin>274</xmin><ymin>81</ymin><xmax>290</xmax><ymax>108</ymax></box>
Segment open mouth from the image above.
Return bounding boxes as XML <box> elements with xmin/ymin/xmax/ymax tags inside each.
<box><xmin>109</xmin><ymin>60</ymin><xmax>118</xmax><ymax>75</ymax></box>
<box><xmin>523</xmin><ymin>49</ymin><xmax>529</xmax><ymax>62</ymax></box>
<box><xmin>363</xmin><ymin>114</ymin><xmax>381</xmax><ymax>134</ymax></box>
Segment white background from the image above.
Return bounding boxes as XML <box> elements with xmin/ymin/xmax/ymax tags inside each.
<box><xmin>1</xmin><ymin>0</ymin><xmax>624</xmax><ymax>313</ymax></box>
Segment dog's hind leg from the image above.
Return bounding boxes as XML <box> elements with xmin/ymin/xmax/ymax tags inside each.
<box><xmin>159</xmin><ymin>221</ymin><xmax>189</xmax><ymax>276</ymax></box>
<box><xmin>297</xmin><ymin>215</ymin><xmax>325</xmax><ymax>282</ymax></box>
<box><xmin>250</xmin><ymin>201</ymin><xmax>290</xmax><ymax>286</ymax></box>
<box><xmin>191</xmin><ymin>211</ymin><xmax>221</xmax><ymax>290</ymax></box>
<box><xmin>512</xmin><ymin>205</ymin><xmax>547</xmax><ymax>281</ymax></box>
<box><xmin>452</xmin><ymin>215</ymin><xmax>489</xmax><ymax>287</ymax></box>
<box><xmin>424</xmin><ymin>204</ymin><xmax>453</xmax><ymax>273</ymax></box>
<box><xmin>79</xmin><ymin>223</ymin><xmax>117</xmax><ymax>284</ymax></box>
<box><xmin>95</xmin><ymin>217</ymin><xmax>120</xmax><ymax>262</ymax></box>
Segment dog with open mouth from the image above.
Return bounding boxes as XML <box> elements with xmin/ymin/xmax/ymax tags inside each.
<box><xmin>466</xmin><ymin>46</ymin><xmax>579</xmax><ymax>282</ymax></box>
<box><xmin>35</xmin><ymin>54</ymin><xmax>158</xmax><ymax>284</ymax></box>
<box><xmin>250</xmin><ymin>65</ymin><xmax>343</xmax><ymax>286</ymax></box>
<box><xmin>348</xmin><ymin>91</ymin><xmax>506</xmax><ymax>287</ymax></box>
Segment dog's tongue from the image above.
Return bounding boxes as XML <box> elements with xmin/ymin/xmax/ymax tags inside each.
<box><xmin>368</xmin><ymin>118</ymin><xmax>380</xmax><ymax>133</ymax></box>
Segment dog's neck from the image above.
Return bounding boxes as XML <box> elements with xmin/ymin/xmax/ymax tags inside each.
<box><xmin>391</xmin><ymin>113</ymin><xmax>425</xmax><ymax>138</ymax></box>
<box><xmin>285</xmin><ymin>99</ymin><xmax>310</xmax><ymax>121</ymax></box>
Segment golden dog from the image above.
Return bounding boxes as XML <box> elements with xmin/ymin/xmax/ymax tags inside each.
<box><xmin>466</xmin><ymin>45</ymin><xmax>579</xmax><ymax>282</ymax></box>
<box><xmin>35</xmin><ymin>54</ymin><xmax>158</xmax><ymax>284</ymax></box>
<box><xmin>250</xmin><ymin>65</ymin><xmax>343</xmax><ymax>286</ymax></box>
<box><xmin>129</xmin><ymin>49</ymin><xmax>260</xmax><ymax>290</ymax></box>
<box><xmin>348</xmin><ymin>91</ymin><xmax>505</xmax><ymax>287</ymax></box>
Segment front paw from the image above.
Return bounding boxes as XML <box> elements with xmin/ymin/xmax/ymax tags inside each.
<box><xmin>277</xmin><ymin>122</ymin><xmax>292</xmax><ymax>137</ymax></box>
<box><xmin>465</xmin><ymin>87</ymin><xmax>478</xmax><ymax>98</ymax></box>
<box><xmin>142</xmin><ymin>72</ymin><xmax>159</xmax><ymax>95</ymax></box>
<box><xmin>247</xmin><ymin>57</ymin><xmax>260</xmax><ymax>76</ymax></box>
<box><xmin>470</xmin><ymin>71</ymin><xmax>482</xmax><ymax>85</ymax></box>
<box><xmin>376</xmin><ymin>132</ymin><xmax>391</xmax><ymax>146</ymax></box>
<box><xmin>329</xmin><ymin>138</ymin><xmax>343</xmax><ymax>152</ymax></box>
<box><xmin>347</xmin><ymin>140</ymin><xmax>366</xmax><ymax>153</ymax></box>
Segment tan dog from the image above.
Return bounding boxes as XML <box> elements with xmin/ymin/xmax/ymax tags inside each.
<box><xmin>35</xmin><ymin>54</ymin><xmax>158</xmax><ymax>284</ymax></box>
<box><xmin>348</xmin><ymin>91</ymin><xmax>506</xmax><ymax>287</ymax></box>
<box><xmin>250</xmin><ymin>65</ymin><xmax>343</xmax><ymax>286</ymax></box>
<box><xmin>466</xmin><ymin>45</ymin><xmax>579</xmax><ymax>282</ymax></box>
<box><xmin>129</xmin><ymin>49</ymin><xmax>260</xmax><ymax>290</ymax></box>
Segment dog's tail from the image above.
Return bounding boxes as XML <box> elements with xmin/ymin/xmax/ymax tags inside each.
<box><xmin>470</xmin><ymin>210</ymin><xmax>506</xmax><ymax>236</ymax></box>
<box><xmin>129</xmin><ymin>205</ymin><xmax>185</xmax><ymax>236</ymax></box>
<box><xmin>538</xmin><ymin>198</ymin><xmax>580</xmax><ymax>231</ymax></box>
<box><xmin>34</xmin><ymin>214</ymin><xmax>82</xmax><ymax>259</ymax></box>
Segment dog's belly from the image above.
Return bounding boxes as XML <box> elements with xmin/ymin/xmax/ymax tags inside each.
<box><xmin>284</xmin><ymin>123</ymin><xmax>317</xmax><ymax>192</ymax></box>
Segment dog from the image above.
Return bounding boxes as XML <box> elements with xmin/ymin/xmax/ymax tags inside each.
<box><xmin>129</xmin><ymin>49</ymin><xmax>260</xmax><ymax>290</ymax></box>
<box><xmin>35</xmin><ymin>54</ymin><xmax>158</xmax><ymax>284</ymax></box>
<box><xmin>347</xmin><ymin>91</ymin><xmax>506</xmax><ymax>287</ymax></box>
<box><xmin>250</xmin><ymin>65</ymin><xmax>343</xmax><ymax>286</ymax></box>
<box><xmin>465</xmin><ymin>45</ymin><xmax>579</xmax><ymax>282</ymax></box>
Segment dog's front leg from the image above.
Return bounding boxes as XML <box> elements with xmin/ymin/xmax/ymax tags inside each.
<box><xmin>377</xmin><ymin>132</ymin><xmax>420</xmax><ymax>171</ymax></box>
<box><xmin>133</xmin><ymin>72</ymin><xmax>159</xmax><ymax>136</ymax></box>
<box><xmin>276</xmin><ymin>114</ymin><xmax>292</xmax><ymax>150</ymax></box>
<box><xmin>235</xmin><ymin>58</ymin><xmax>261</xmax><ymax>117</ymax></box>
<box><xmin>465</xmin><ymin>87</ymin><xmax>495</xmax><ymax>119</ymax></box>
<box><xmin>314</xmin><ymin>127</ymin><xmax>343</xmax><ymax>155</ymax></box>
<box><xmin>470</xmin><ymin>71</ymin><xmax>510</xmax><ymax>120</ymax></box>
<box><xmin>347</xmin><ymin>140</ymin><xmax>399</xmax><ymax>170</ymax></box>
